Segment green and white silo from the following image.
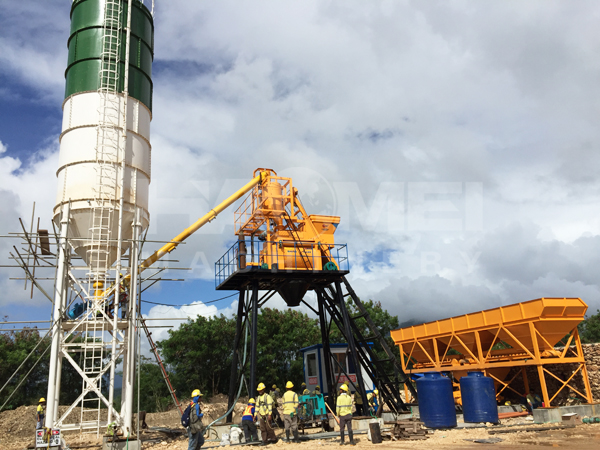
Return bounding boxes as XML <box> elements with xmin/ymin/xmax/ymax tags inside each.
<box><xmin>47</xmin><ymin>0</ymin><xmax>154</xmax><ymax>435</ymax></box>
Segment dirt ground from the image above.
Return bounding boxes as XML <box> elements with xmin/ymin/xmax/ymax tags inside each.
<box><xmin>3</xmin><ymin>399</ymin><xmax>600</xmax><ymax>450</ymax></box>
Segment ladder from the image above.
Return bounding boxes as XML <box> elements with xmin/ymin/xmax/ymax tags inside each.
<box><xmin>140</xmin><ymin>318</ymin><xmax>183</xmax><ymax>415</ymax></box>
<box><xmin>317</xmin><ymin>276</ymin><xmax>417</xmax><ymax>415</ymax></box>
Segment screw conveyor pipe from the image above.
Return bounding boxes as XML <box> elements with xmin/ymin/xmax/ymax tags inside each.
<box><xmin>122</xmin><ymin>170</ymin><xmax>267</xmax><ymax>280</ymax></box>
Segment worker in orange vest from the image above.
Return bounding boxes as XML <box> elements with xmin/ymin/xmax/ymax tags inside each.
<box><xmin>241</xmin><ymin>398</ymin><xmax>259</xmax><ymax>443</ymax></box>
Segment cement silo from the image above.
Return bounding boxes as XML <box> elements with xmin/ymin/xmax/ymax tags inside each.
<box><xmin>46</xmin><ymin>0</ymin><xmax>154</xmax><ymax>435</ymax></box>
<box><xmin>54</xmin><ymin>0</ymin><xmax>153</xmax><ymax>273</ymax></box>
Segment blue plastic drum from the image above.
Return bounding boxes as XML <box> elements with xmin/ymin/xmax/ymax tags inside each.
<box><xmin>460</xmin><ymin>371</ymin><xmax>499</xmax><ymax>423</ymax></box>
<box><xmin>416</xmin><ymin>372</ymin><xmax>457</xmax><ymax>428</ymax></box>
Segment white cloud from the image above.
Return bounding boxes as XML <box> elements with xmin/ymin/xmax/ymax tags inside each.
<box><xmin>2</xmin><ymin>0</ymin><xmax>600</xmax><ymax>328</ymax></box>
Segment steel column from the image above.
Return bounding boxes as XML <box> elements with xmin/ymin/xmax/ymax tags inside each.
<box><xmin>46</xmin><ymin>203</ymin><xmax>70</xmax><ymax>428</ymax></box>
<box><xmin>317</xmin><ymin>290</ymin><xmax>335</xmax><ymax>407</ymax></box>
<box><xmin>227</xmin><ymin>289</ymin><xmax>247</xmax><ymax>422</ymax></box>
<box><xmin>249</xmin><ymin>283</ymin><xmax>259</xmax><ymax>398</ymax></box>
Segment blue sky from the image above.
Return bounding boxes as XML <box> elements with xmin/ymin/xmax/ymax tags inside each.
<box><xmin>2</xmin><ymin>1</ymin><xmax>600</xmax><ymax>345</ymax></box>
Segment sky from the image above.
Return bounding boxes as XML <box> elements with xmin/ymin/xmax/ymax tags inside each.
<box><xmin>1</xmin><ymin>0</ymin><xmax>600</xmax><ymax>348</ymax></box>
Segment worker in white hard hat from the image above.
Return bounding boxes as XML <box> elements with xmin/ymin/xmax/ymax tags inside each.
<box><xmin>188</xmin><ymin>389</ymin><xmax>205</xmax><ymax>450</ymax></box>
<box><xmin>336</xmin><ymin>384</ymin><xmax>355</xmax><ymax>446</ymax></box>
<box><xmin>367</xmin><ymin>389</ymin><xmax>379</xmax><ymax>415</ymax></box>
<box><xmin>256</xmin><ymin>382</ymin><xmax>277</xmax><ymax>445</ymax></box>
<box><xmin>36</xmin><ymin>398</ymin><xmax>46</xmax><ymax>430</ymax></box>
<box><xmin>282</xmin><ymin>381</ymin><xmax>300</xmax><ymax>442</ymax></box>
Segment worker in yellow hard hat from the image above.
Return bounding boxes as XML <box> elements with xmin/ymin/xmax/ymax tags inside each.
<box><xmin>336</xmin><ymin>384</ymin><xmax>355</xmax><ymax>446</ymax></box>
<box><xmin>187</xmin><ymin>389</ymin><xmax>204</xmax><ymax>449</ymax></box>
<box><xmin>301</xmin><ymin>382</ymin><xmax>309</xmax><ymax>395</ymax></box>
<box><xmin>241</xmin><ymin>398</ymin><xmax>259</xmax><ymax>443</ymax></box>
<box><xmin>367</xmin><ymin>389</ymin><xmax>379</xmax><ymax>415</ymax></box>
<box><xmin>282</xmin><ymin>381</ymin><xmax>299</xmax><ymax>442</ymax></box>
<box><xmin>311</xmin><ymin>385</ymin><xmax>321</xmax><ymax>396</ymax></box>
<box><xmin>256</xmin><ymin>383</ymin><xmax>277</xmax><ymax>445</ymax></box>
<box><xmin>36</xmin><ymin>398</ymin><xmax>46</xmax><ymax>430</ymax></box>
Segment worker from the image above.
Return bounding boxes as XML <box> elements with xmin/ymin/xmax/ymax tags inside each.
<box><xmin>188</xmin><ymin>389</ymin><xmax>205</xmax><ymax>450</ymax></box>
<box><xmin>282</xmin><ymin>381</ymin><xmax>300</xmax><ymax>443</ymax></box>
<box><xmin>301</xmin><ymin>382</ymin><xmax>309</xmax><ymax>395</ymax></box>
<box><xmin>367</xmin><ymin>389</ymin><xmax>379</xmax><ymax>415</ymax></box>
<box><xmin>353</xmin><ymin>389</ymin><xmax>364</xmax><ymax>416</ymax></box>
<box><xmin>270</xmin><ymin>384</ymin><xmax>280</xmax><ymax>400</ymax></box>
<box><xmin>336</xmin><ymin>384</ymin><xmax>355</xmax><ymax>446</ymax></box>
<box><xmin>270</xmin><ymin>384</ymin><xmax>282</xmax><ymax>426</ymax></box>
<box><xmin>241</xmin><ymin>398</ymin><xmax>259</xmax><ymax>443</ymax></box>
<box><xmin>36</xmin><ymin>398</ymin><xmax>46</xmax><ymax>429</ymax></box>
<box><xmin>312</xmin><ymin>385</ymin><xmax>321</xmax><ymax>396</ymax></box>
<box><xmin>256</xmin><ymin>382</ymin><xmax>277</xmax><ymax>445</ymax></box>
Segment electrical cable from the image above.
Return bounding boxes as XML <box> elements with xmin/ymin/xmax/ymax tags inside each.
<box><xmin>140</xmin><ymin>292</ymin><xmax>238</xmax><ymax>308</ymax></box>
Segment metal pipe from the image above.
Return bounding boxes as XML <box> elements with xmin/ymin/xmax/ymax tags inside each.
<box><xmin>123</xmin><ymin>207</ymin><xmax>142</xmax><ymax>435</ymax></box>
<box><xmin>45</xmin><ymin>203</ymin><xmax>70</xmax><ymax>428</ymax></box>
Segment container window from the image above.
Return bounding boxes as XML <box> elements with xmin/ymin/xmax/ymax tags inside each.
<box><xmin>333</xmin><ymin>353</ymin><xmax>347</xmax><ymax>375</ymax></box>
<box><xmin>307</xmin><ymin>353</ymin><xmax>317</xmax><ymax>377</ymax></box>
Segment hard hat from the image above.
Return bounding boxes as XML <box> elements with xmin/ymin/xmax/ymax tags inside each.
<box><xmin>39</xmin><ymin>398</ymin><xmax>46</xmax><ymax>403</ymax></box>
<box><xmin>315</xmin><ymin>386</ymin><xmax>320</xmax><ymax>390</ymax></box>
<box><xmin>343</xmin><ymin>381</ymin><xmax>350</xmax><ymax>386</ymax></box>
<box><xmin>257</xmin><ymin>382</ymin><xmax>266</xmax><ymax>391</ymax></box>
<box><xmin>272</xmin><ymin>384</ymin><xmax>277</xmax><ymax>389</ymax></box>
<box><xmin>286</xmin><ymin>381</ymin><xmax>294</xmax><ymax>389</ymax></box>
<box><xmin>191</xmin><ymin>389</ymin><xmax>203</xmax><ymax>397</ymax></box>
<box><xmin>93</xmin><ymin>281</ymin><xmax>103</xmax><ymax>289</ymax></box>
<box><xmin>249</xmin><ymin>398</ymin><xmax>256</xmax><ymax>404</ymax></box>
<box><xmin>301</xmin><ymin>382</ymin><xmax>306</xmax><ymax>387</ymax></box>
<box><xmin>340</xmin><ymin>384</ymin><xmax>349</xmax><ymax>392</ymax></box>
<box><xmin>374</xmin><ymin>389</ymin><xmax>379</xmax><ymax>395</ymax></box>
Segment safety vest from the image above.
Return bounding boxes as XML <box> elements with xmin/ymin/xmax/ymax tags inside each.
<box><xmin>242</xmin><ymin>404</ymin><xmax>255</xmax><ymax>421</ymax></box>
<box><xmin>336</xmin><ymin>392</ymin><xmax>353</xmax><ymax>417</ymax></box>
<box><xmin>257</xmin><ymin>393</ymin><xmax>273</xmax><ymax>416</ymax></box>
<box><xmin>282</xmin><ymin>391</ymin><xmax>299</xmax><ymax>415</ymax></box>
<box><xmin>367</xmin><ymin>392</ymin><xmax>378</xmax><ymax>407</ymax></box>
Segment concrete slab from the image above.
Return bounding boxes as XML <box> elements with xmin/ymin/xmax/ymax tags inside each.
<box><xmin>533</xmin><ymin>408</ymin><xmax>564</xmax><ymax>424</ymax></box>
<box><xmin>559</xmin><ymin>405</ymin><xmax>594</xmax><ymax>417</ymax></box>
<box><xmin>498</xmin><ymin>405</ymin><xmax>523</xmax><ymax>414</ymax></box>
<box><xmin>102</xmin><ymin>437</ymin><xmax>141</xmax><ymax>450</ymax></box>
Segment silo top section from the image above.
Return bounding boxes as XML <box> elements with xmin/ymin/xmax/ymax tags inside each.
<box><xmin>66</xmin><ymin>0</ymin><xmax>154</xmax><ymax>111</ymax></box>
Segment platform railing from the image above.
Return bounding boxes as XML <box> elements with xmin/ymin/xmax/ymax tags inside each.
<box><xmin>215</xmin><ymin>239</ymin><xmax>349</xmax><ymax>287</ymax></box>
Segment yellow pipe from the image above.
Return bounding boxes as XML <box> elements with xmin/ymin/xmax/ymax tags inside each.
<box><xmin>139</xmin><ymin>171</ymin><xmax>266</xmax><ymax>271</ymax></box>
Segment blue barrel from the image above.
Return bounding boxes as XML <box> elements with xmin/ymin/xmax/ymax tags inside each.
<box><xmin>460</xmin><ymin>372</ymin><xmax>499</xmax><ymax>423</ymax></box>
<box><xmin>416</xmin><ymin>372</ymin><xmax>457</xmax><ymax>428</ymax></box>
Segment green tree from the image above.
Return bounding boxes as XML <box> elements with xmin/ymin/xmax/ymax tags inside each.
<box><xmin>0</xmin><ymin>328</ymin><xmax>50</xmax><ymax>409</ymax></box>
<box><xmin>579</xmin><ymin>309</ymin><xmax>600</xmax><ymax>343</ymax></box>
<box><xmin>133</xmin><ymin>356</ymin><xmax>174</xmax><ymax>413</ymax></box>
<box><xmin>158</xmin><ymin>314</ymin><xmax>237</xmax><ymax>398</ymax></box>
<box><xmin>0</xmin><ymin>322</ymin><xmax>110</xmax><ymax>410</ymax></box>
<box><xmin>255</xmin><ymin>308</ymin><xmax>320</xmax><ymax>389</ymax></box>
<box><xmin>329</xmin><ymin>299</ymin><xmax>400</xmax><ymax>376</ymax></box>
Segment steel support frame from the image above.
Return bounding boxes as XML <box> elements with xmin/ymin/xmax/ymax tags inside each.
<box><xmin>317</xmin><ymin>283</ymin><xmax>410</xmax><ymax>414</ymax></box>
<box><xmin>397</xmin><ymin>322</ymin><xmax>593</xmax><ymax>407</ymax></box>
